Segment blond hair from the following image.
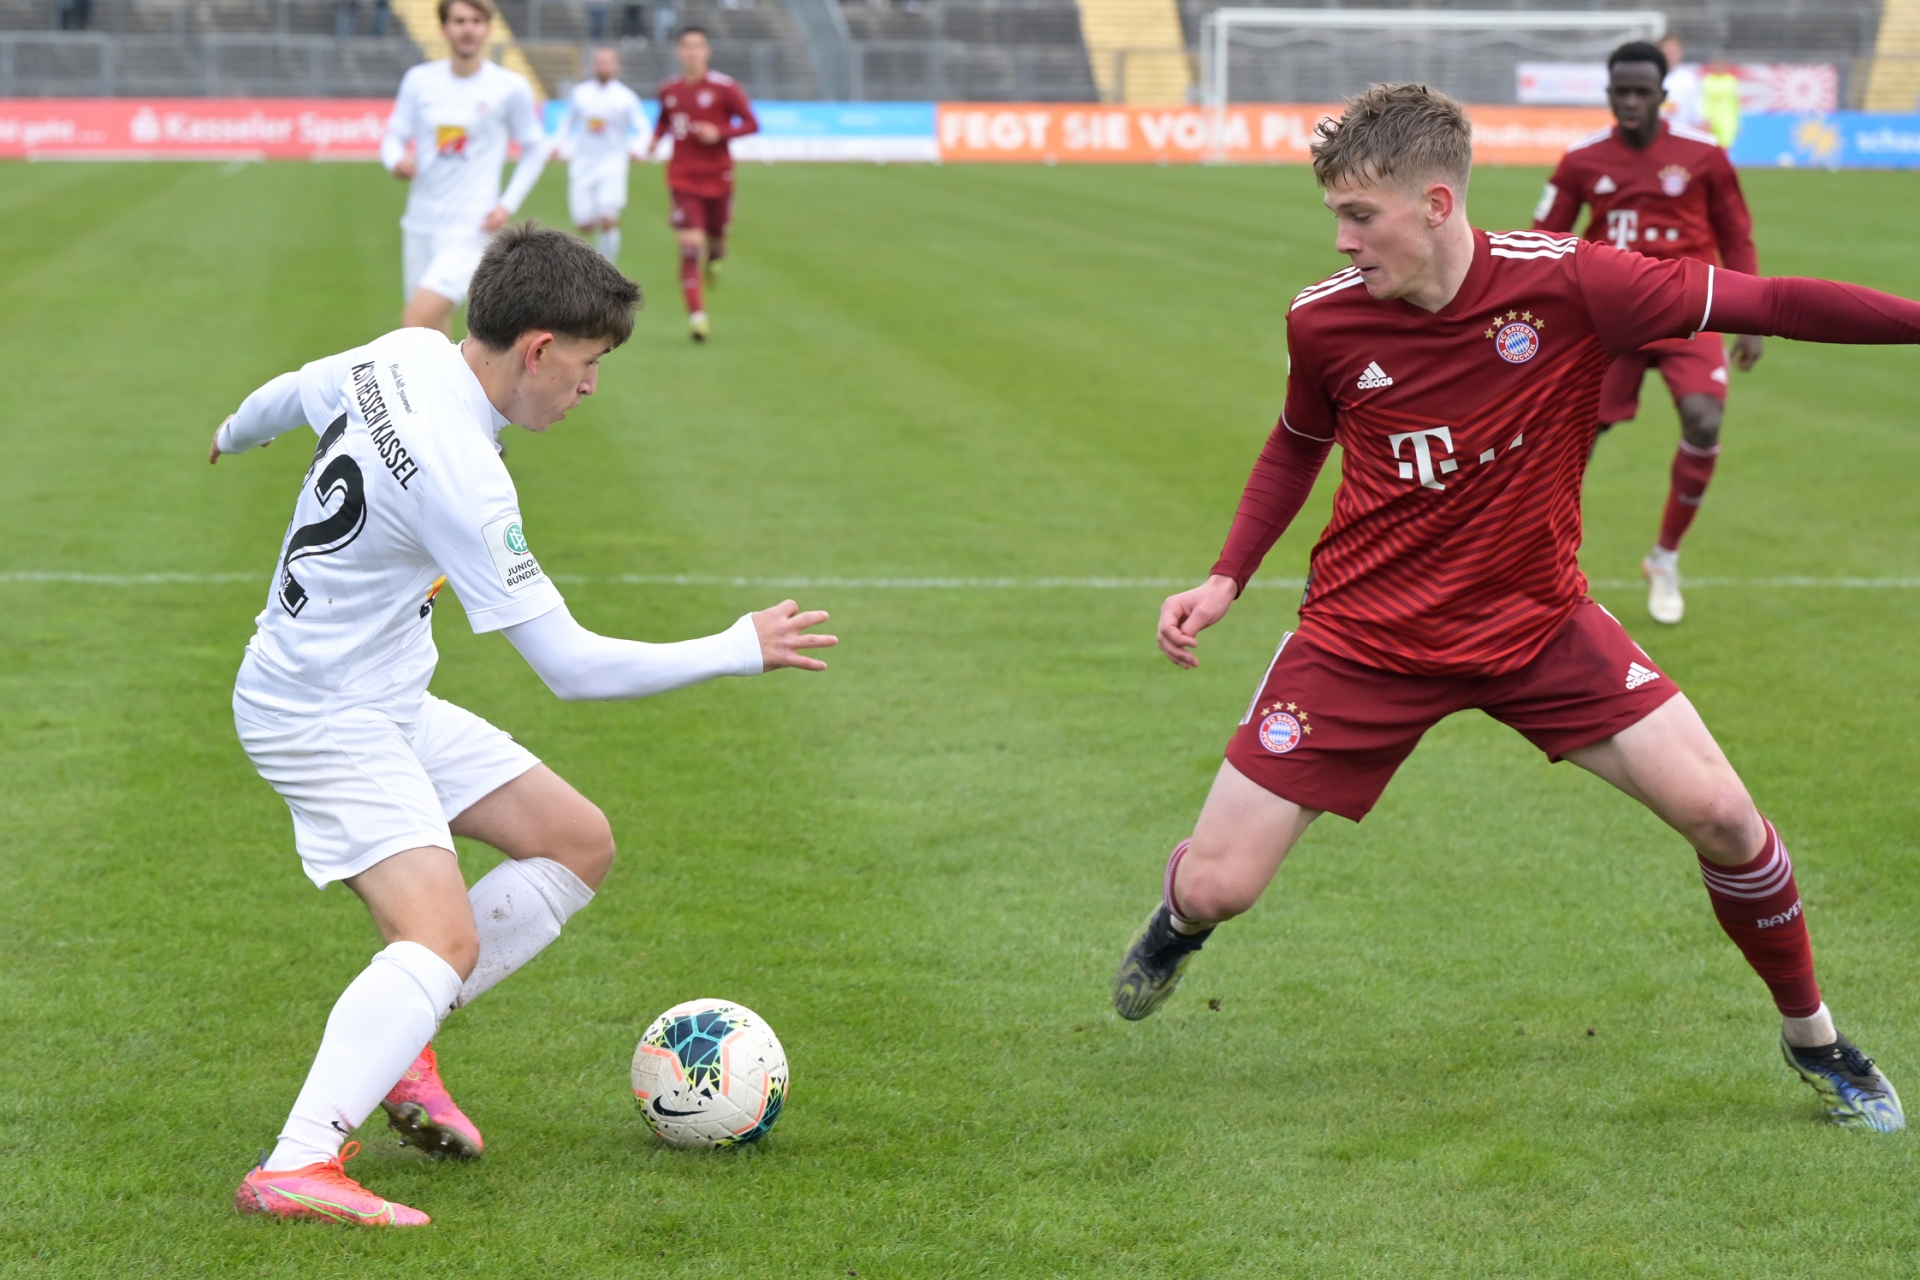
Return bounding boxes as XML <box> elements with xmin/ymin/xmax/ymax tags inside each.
<box><xmin>1310</xmin><ymin>83</ymin><xmax>1472</xmax><ymax>195</ymax></box>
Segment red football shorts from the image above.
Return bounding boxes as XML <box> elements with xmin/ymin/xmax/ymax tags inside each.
<box><xmin>669</xmin><ymin>188</ymin><xmax>733</xmax><ymax>236</ymax></box>
<box><xmin>1224</xmin><ymin>601</ymin><xmax>1680</xmax><ymax>822</ymax></box>
<box><xmin>1598</xmin><ymin>330</ymin><xmax>1729</xmax><ymax>425</ymax></box>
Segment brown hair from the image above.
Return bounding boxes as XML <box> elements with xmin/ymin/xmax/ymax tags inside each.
<box><xmin>438</xmin><ymin>0</ymin><xmax>493</xmax><ymax>25</ymax></box>
<box><xmin>466</xmin><ymin>223</ymin><xmax>641</xmax><ymax>350</ymax></box>
<box><xmin>1309</xmin><ymin>83</ymin><xmax>1472</xmax><ymax>195</ymax></box>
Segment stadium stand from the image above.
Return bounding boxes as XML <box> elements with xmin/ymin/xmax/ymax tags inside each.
<box><xmin>1178</xmin><ymin>0</ymin><xmax>1886</xmax><ymax>108</ymax></box>
<box><xmin>0</xmin><ymin>0</ymin><xmax>1894</xmax><ymax>103</ymax></box>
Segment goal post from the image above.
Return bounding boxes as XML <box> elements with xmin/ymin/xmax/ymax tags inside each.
<box><xmin>1199</xmin><ymin>8</ymin><xmax>1668</xmax><ymax>161</ymax></box>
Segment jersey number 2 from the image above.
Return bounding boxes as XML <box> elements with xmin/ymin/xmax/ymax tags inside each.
<box><xmin>279</xmin><ymin>414</ymin><xmax>368</xmax><ymax>617</ymax></box>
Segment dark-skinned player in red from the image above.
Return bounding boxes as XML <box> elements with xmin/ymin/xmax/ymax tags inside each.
<box><xmin>646</xmin><ymin>26</ymin><xmax>758</xmax><ymax>342</ymax></box>
<box><xmin>1535</xmin><ymin>40</ymin><xmax>1762</xmax><ymax>625</ymax></box>
<box><xmin>1111</xmin><ymin>82</ymin><xmax>1920</xmax><ymax>1132</ymax></box>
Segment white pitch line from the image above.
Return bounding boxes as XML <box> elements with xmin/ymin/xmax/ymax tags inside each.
<box><xmin>5</xmin><ymin>572</ymin><xmax>1920</xmax><ymax>590</ymax></box>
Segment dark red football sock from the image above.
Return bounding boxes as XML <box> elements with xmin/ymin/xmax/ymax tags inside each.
<box><xmin>1657</xmin><ymin>439</ymin><xmax>1720</xmax><ymax>551</ymax></box>
<box><xmin>679</xmin><ymin>244</ymin><xmax>703</xmax><ymax>314</ymax></box>
<box><xmin>1698</xmin><ymin>818</ymin><xmax>1822</xmax><ymax>1017</ymax></box>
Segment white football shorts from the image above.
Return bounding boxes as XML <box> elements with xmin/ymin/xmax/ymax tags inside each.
<box><xmin>568</xmin><ymin>161</ymin><xmax>630</xmax><ymax>227</ymax></box>
<box><xmin>402</xmin><ymin>228</ymin><xmax>492</xmax><ymax>305</ymax></box>
<box><xmin>235</xmin><ymin>693</ymin><xmax>539</xmax><ymax>888</ymax></box>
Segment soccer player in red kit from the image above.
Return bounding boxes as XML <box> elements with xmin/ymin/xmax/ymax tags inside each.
<box><xmin>1535</xmin><ymin>41</ymin><xmax>1762</xmax><ymax>625</ymax></box>
<box><xmin>1111</xmin><ymin>83</ymin><xmax>1920</xmax><ymax>1131</ymax></box>
<box><xmin>647</xmin><ymin>26</ymin><xmax>757</xmax><ymax>342</ymax></box>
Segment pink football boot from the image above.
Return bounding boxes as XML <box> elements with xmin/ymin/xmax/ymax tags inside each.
<box><xmin>380</xmin><ymin>1043</ymin><xmax>484</xmax><ymax>1159</ymax></box>
<box><xmin>234</xmin><ymin>1140</ymin><xmax>430</xmax><ymax>1226</ymax></box>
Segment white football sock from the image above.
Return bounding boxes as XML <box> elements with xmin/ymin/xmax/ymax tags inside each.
<box><xmin>596</xmin><ymin>229</ymin><xmax>621</xmax><ymax>262</ymax></box>
<box><xmin>1647</xmin><ymin>544</ymin><xmax>1680</xmax><ymax>570</ymax></box>
<box><xmin>454</xmin><ymin>857</ymin><xmax>595</xmax><ymax>1009</ymax></box>
<box><xmin>1783</xmin><ymin>1001</ymin><xmax>1837</xmax><ymax>1048</ymax></box>
<box><xmin>267</xmin><ymin>941</ymin><xmax>461</xmax><ymax>1170</ymax></box>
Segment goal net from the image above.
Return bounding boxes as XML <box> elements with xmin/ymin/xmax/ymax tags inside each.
<box><xmin>1199</xmin><ymin>8</ymin><xmax>1669</xmax><ymax>111</ymax></box>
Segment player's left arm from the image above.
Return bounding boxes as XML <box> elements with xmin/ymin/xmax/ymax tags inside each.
<box><xmin>1707</xmin><ymin>151</ymin><xmax>1765</xmax><ymax>369</ymax></box>
<box><xmin>1578</xmin><ymin>241</ymin><xmax>1920</xmax><ymax>353</ymax></box>
<box><xmin>489</xmin><ymin>84</ymin><xmax>553</xmax><ymax>230</ymax></box>
<box><xmin>723</xmin><ymin>86</ymin><xmax>758</xmax><ymax>140</ymax></box>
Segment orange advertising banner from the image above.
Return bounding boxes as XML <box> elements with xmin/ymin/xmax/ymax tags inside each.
<box><xmin>934</xmin><ymin>104</ymin><xmax>1612</xmax><ymax>166</ymax></box>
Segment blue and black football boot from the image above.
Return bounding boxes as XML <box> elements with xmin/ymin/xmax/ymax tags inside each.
<box><xmin>1112</xmin><ymin>904</ymin><xmax>1213</xmax><ymax>1021</ymax></box>
<box><xmin>1782</xmin><ymin>1033</ymin><xmax>1906</xmax><ymax>1132</ymax></box>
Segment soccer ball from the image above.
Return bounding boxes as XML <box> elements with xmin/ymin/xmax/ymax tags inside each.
<box><xmin>632</xmin><ymin>998</ymin><xmax>788</xmax><ymax>1148</ymax></box>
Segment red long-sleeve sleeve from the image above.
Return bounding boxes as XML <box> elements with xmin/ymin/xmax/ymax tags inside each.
<box><xmin>724</xmin><ymin>87</ymin><xmax>758</xmax><ymax>140</ymax></box>
<box><xmin>1708</xmin><ymin>270</ymin><xmax>1920</xmax><ymax>345</ymax></box>
<box><xmin>1209</xmin><ymin>420</ymin><xmax>1334</xmax><ymax>594</ymax></box>
<box><xmin>1706</xmin><ymin>153</ymin><xmax>1759</xmax><ymax>277</ymax></box>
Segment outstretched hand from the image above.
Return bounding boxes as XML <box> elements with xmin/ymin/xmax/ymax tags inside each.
<box><xmin>208</xmin><ymin>414</ymin><xmax>266</xmax><ymax>464</ymax></box>
<box><xmin>1731</xmin><ymin>333</ymin><xmax>1764</xmax><ymax>371</ymax></box>
<box><xmin>753</xmin><ymin>599</ymin><xmax>837</xmax><ymax>672</ymax></box>
<box><xmin>1157</xmin><ymin>574</ymin><xmax>1240</xmax><ymax>669</ymax></box>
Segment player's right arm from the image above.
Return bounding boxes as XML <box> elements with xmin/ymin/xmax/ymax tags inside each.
<box><xmin>1159</xmin><ymin>322</ymin><xmax>1336</xmax><ymax>669</ymax></box>
<box><xmin>644</xmin><ymin>88</ymin><xmax>671</xmax><ymax>157</ymax></box>
<box><xmin>1531</xmin><ymin>155</ymin><xmax>1583</xmax><ymax>233</ymax></box>
<box><xmin>502</xmin><ymin>598</ymin><xmax>834</xmax><ymax>701</ymax></box>
<box><xmin>382</xmin><ymin>68</ymin><xmax>420</xmax><ymax>180</ymax></box>
<box><xmin>208</xmin><ymin>352</ymin><xmax>354</xmax><ymax>464</ymax></box>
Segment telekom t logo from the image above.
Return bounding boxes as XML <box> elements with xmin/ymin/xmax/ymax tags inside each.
<box><xmin>1605</xmin><ymin>209</ymin><xmax>1638</xmax><ymax>248</ymax></box>
<box><xmin>1389</xmin><ymin>427</ymin><xmax>1458</xmax><ymax>490</ymax></box>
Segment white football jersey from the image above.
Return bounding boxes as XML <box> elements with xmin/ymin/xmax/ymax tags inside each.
<box><xmin>562</xmin><ymin>76</ymin><xmax>645</xmax><ymax>171</ymax></box>
<box><xmin>234</xmin><ymin>328</ymin><xmax>563</xmax><ymax>716</ymax></box>
<box><xmin>383</xmin><ymin>59</ymin><xmax>547</xmax><ymax>235</ymax></box>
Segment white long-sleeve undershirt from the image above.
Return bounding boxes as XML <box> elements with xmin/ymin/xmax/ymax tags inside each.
<box><xmin>217</xmin><ymin>370</ymin><xmax>308</xmax><ymax>453</ymax></box>
<box><xmin>503</xmin><ymin>602</ymin><xmax>764</xmax><ymax>701</ymax></box>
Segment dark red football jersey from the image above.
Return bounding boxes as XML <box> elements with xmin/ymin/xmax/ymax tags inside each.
<box><xmin>1533</xmin><ymin>121</ymin><xmax>1756</xmax><ymax>275</ymax></box>
<box><xmin>1226</xmin><ymin>231</ymin><xmax>1712</xmax><ymax>677</ymax></box>
<box><xmin>650</xmin><ymin>72</ymin><xmax>758</xmax><ymax>198</ymax></box>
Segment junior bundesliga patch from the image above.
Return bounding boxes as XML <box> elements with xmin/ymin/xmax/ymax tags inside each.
<box><xmin>1255</xmin><ymin>701</ymin><xmax>1311</xmax><ymax>754</ymax></box>
<box><xmin>482</xmin><ymin>513</ymin><xmax>545</xmax><ymax>593</ymax></box>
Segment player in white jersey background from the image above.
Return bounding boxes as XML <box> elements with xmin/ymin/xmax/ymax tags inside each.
<box><xmin>207</xmin><ymin>227</ymin><xmax>837</xmax><ymax>1226</ymax></box>
<box><xmin>381</xmin><ymin>0</ymin><xmax>550</xmax><ymax>337</ymax></box>
<box><xmin>554</xmin><ymin>46</ymin><xmax>647</xmax><ymax>264</ymax></box>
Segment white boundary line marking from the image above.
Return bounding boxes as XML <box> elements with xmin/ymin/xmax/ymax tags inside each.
<box><xmin>7</xmin><ymin>571</ymin><xmax>1920</xmax><ymax>590</ymax></box>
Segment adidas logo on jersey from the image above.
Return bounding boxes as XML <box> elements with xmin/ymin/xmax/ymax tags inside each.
<box><xmin>1595</xmin><ymin>175</ymin><xmax>1617</xmax><ymax>194</ymax></box>
<box><xmin>1625</xmin><ymin>662</ymin><xmax>1660</xmax><ymax>691</ymax></box>
<box><xmin>1356</xmin><ymin>361</ymin><xmax>1394</xmax><ymax>389</ymax></box>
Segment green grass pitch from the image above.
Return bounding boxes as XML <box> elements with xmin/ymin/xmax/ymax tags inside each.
<box><xmin>3</xmin><ymin>155</ymin><xmax>1920</xmax><ymax>1277</ymax></box>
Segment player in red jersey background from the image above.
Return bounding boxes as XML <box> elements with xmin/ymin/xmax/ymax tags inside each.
<box><xmin>646</xmin><ymin>27</ymin><xmax>758</xmax><ymax>342</ymax></box>
<box><xmin>1111</xmin><ymin>83</ymin><xmax>1920</xmax><ymax>1132</ymax></box>
<box><xmin>1536</xmin><ymin>41</ymin><xmax>1763</xmax><ymax>625</ymax></box>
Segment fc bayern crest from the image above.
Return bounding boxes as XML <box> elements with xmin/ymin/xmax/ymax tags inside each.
<box><xmin>1258</xmin><ymin>711</ymin><xmax>1303</xmax><ymax>754</ymax></box>
<box><xmin>1659</xmin><ymin>164</ymin><xmax>1690</xmax><ymax>197</ymax></box>
<box><xmin>1494</xmin><ymin>321</ymin><xmax>1540</xmax><ymax>364</ymax></box>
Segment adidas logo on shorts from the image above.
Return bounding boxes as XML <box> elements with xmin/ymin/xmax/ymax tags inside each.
<box><xmin>1356</xmin><ymin>361</ymin><xmax>1394</xmax><ymax>390</ymax></box>
<box><xmin>1625</xmin><ymin>661</ymin><xmax>1660</xmax><ymax>691</ymax></box>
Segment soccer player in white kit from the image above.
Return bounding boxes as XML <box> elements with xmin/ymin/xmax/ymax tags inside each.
<box><xmin>208</xmin><ymin>227</ymin><xmax>836</xmax><ymax>1226</ymax></box>
<box><xmin>556</xmin><ymin>46</ymin><xmax>646</xmax><ymax>264</ymax></box>
<box><xmin>382</xmin><ymin>0</ymin><xmax>551</xmax><ymax>337</ymax></box>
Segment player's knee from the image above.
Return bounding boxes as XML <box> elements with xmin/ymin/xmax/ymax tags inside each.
<box><xmin>427</xmin><ymin>924</ymin><xmax>481</xmax><ymax>981</ymax></box>
<box><xmin>1677</xmin><ymin>397</ymin><xmax>1722</xmax><ymax>448</ymax></box>
<box><xmin>1176</xmin><ymin>850</ymin><xmax>1261</xmax><ymax>922</ymax></box>
<box><xmin>567</xmin><ymin>800</ymin><xmax>616</xmax><ymax>888</ymax></box>
<box><xmin>1687</xmin><ymin>785</ymin><xmax>1762</xmax><ymax>865</ymax></box>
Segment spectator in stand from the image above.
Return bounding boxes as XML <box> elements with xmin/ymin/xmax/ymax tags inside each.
<box><xmin>588</xmin><ymin>0</ymin><xmax>609</xmax><ymax>40</ymax></box>
<box><xmin>56</xmin><ymin>0</ymin><xmax>91</xmax><ymax>30</ymax></box>
<box><xmin>374</xmin><ymin>0</ymin><xmax>391</xmax><ymax>36</ymax></box>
